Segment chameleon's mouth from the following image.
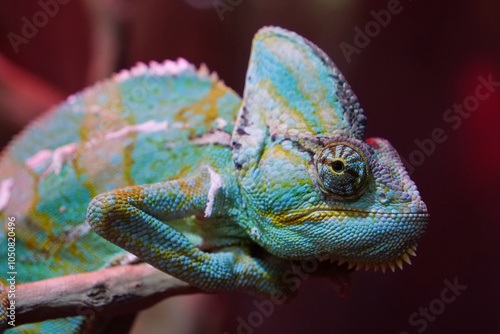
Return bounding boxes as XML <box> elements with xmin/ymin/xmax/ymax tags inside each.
<box><xmin>282</xmin><ymin>209</ymin><xmax>428</xmax><ymax>225</ymax></box>
<box><xmin>323</xmin><ymin>244</ymin><xmax>419</xmax><ymax>273</ymax></box>
<box><xmin>282</xmin><ymin>209</ymin><xmax>367</xmax><ymax>225</ymax></box>
<box><xmin>277</xmin><ymin>209</ymin><xmax>427</xmax><ymax>271</ymax></box>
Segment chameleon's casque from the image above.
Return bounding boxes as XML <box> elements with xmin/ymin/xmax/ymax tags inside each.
<box><xmin>0</xmin><ymin>26</ymin><xmax>428</xmax><ymax>333</ymax></box>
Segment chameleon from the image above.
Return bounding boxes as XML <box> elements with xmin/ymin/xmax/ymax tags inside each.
<box><xmin>0</xmin><ymin>26</ymin><xmax>428</xmax><ymax>333</ymax></box>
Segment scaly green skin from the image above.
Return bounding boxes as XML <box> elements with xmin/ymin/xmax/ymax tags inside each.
<box><xmin>0</xmin><ymin>58</ymin><xmax>240</xmax><ymax>332</ymax></box>
<box><xmin>89</xmin><ymin>27</ymin><xmax>428</xmax><ymax>295</ymax></box>
<box><xmin>0</xmin><ymin>27</ymin><xmax>428</xmax><ymax>333</ymax></box>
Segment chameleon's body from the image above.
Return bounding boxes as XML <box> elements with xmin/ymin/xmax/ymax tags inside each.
<box><xmin>0</xmin><ymin>27</ymin><xmax>428</xmax><ymax>333</ymax></box>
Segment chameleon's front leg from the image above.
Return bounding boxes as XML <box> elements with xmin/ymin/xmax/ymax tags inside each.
<box><xmin>86</xmin><ymin>168</ymin><xmax>288</xmax><ymax>298</ymax></box>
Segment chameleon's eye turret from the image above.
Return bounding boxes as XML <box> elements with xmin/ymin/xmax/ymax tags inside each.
<box><xmin>316</xmin><ymin>143</ymin><xmax>369</xmax><ymax>199</ymax></box>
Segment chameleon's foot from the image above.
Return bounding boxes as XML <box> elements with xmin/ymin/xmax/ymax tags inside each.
<box><xmin>216</xmin><ymin>247</ymin><xmax>296</xmax><ymax>301</ymax></box>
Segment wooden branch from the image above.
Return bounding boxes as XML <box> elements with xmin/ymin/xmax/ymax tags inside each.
<box><xmin>8</xmin><ymin>263</ymin><xmax>200</xmax><ymax>328</ymax></box>
<box><xmin>1</xmin><ymin>256</ymin><xmax>354</xmax><ymax>331</ymax></box>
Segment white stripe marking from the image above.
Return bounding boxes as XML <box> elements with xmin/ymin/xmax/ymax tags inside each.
<box><xmin>192</xmin><ymin>130</ymin><xmax>231</xmax><ymax>147</ymax></box>
<box><xmin>50</xmin><ymin>144</ymin><xmax>77</xmax><ymax>175</ymax></box>
<box><xmin>0</xmin><ymin>178</ymin><xmax>14</xmax><ymax>211</ymax></box>
<box><xmin>215</xmin><ymin>117</ymin><xmax>228</xmax><ymax>129</ymax></box>
<box><xmin>25</xmin><ymin>143</ymin><xmax>77</xmax><ymax>176</ymax></box>
<box><xmin>105</xmin><ymin>120</ymin><xmax>168</xmax><ymax>140</ymax></box>
<box><xmin>25</xmin><ymin>149</ymin><xmax>52</xmax><ymax>170</ymax></box>
<box><xmin>204</xmin><ymin>167</ymin><xmax>222</xmax><ymax>218</ymax></box>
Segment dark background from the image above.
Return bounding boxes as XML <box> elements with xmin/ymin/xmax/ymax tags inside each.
<box><xmin>1</xmin><ymin>0</ymin><xmax>499</xmax><ymax>333</ymax></box>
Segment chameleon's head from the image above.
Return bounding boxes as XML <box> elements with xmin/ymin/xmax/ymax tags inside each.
<box><xmin>231</xmin><ymin>27</ymin><xmax>428</xmax><ymax>270</ymax></box>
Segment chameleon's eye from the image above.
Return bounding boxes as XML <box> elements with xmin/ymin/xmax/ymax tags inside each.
<box><xmin>316</xmin><ymin>143</ymin><xmax>369</xmax><ymax>199</ymax></box>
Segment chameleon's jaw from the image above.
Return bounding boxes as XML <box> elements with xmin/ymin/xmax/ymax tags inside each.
<box><xmin>324</xmin><ymin>244</ymin><xmax>419</xmax><ymax>273</ymax></box>
<box><xmin>279</xmin><ymin>209</ymin><xmax>428</xmax><ymax>265</ymax></box>
<box><xmin>355</xmin><ymin>244</ymin><xmax>419</xmax><ymax>273</ymax></box>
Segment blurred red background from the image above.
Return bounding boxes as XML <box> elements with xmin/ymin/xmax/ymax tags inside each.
<box><xmin>0</xmin><ymin>0</ymin><xmax>499</xmax><ymax>333</ymax></box>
